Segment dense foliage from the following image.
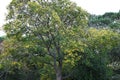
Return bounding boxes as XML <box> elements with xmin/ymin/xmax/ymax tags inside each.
<box><xmin>89</xmin><ymin>11</ymin><xmax>120</xmax><ymax>29</ymax></box>
<box><xmin>0</xmin><ymin>0</ymin><xmax>120</xmax><ymax>80</ymax></box>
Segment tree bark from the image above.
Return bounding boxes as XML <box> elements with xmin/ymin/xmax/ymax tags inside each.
<box><xmin>55</xmin><ymin>59</ymin><xmax>62</xmax><ymax>80</ymax></box>
<box><xmin>56</xmin><ymin>66</ymin><xmax>62</xmax><ymax>80</ymax></box>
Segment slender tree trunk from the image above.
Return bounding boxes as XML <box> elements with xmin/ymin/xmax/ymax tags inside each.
<box><xmin>54</xmin><ymin>59</ymin><xmax>62</xmax><ymax>80</ymax></box>
<box><xmin>56</xmin><ymin>66</ymin><xmax>62</xmax><ymax>80</ymax></box>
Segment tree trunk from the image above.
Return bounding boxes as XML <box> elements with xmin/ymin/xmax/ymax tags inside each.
<box><xmin>56</xmin><ymin>67</ymin><xmax>62</xmax><ymax>80</ymax></box>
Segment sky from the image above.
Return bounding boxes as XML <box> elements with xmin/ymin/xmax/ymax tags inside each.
<box><xmin>0</xmin><ymin>0</ymin><xmax>120</xmax><ymax>36</ymax></box>
<box><xmin>0</xmin><ymin>0</ymin><xmax>11</xmax><ymax>36</ymax></box>
<box><xmin>70</xmin><ymin>0</ymin><xmax>120</xmax><ymax>15</ymax></box>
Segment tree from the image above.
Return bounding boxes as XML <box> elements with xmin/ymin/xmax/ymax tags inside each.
<box><xmin>0</xmin><ymin>37</ymin><xmax>4</xmax><ymax>54</ymax></box>
<box><xmin>3</xmin><ymin>0</ymin><xmax>88</xmax><ymax>80</ymax></box>
<box><xmin>88</xmin><ymin>11</ymin><xmax>120</xmax><ymax>28</ymax></box>
<box><xmin>70</xmin><ymin>28</ymin><xmax>120</xmax><ymax>80</ymax></box>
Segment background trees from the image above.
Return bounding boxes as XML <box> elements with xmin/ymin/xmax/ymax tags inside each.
<box><xmin>68</xmin><ymin>28</ymin><xmax>120</xmax><ymax>80</ymax></box>
<box><xmin>89</xmin><ymin>11</ymin><xmax>120</xmax><ymax>29</ymax></box>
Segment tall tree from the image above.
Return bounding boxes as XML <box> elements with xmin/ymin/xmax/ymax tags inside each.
<box><xmin>4</xmin><ymin>0</ymin><xmax>88</xmax><ymax>80</ymax></box>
